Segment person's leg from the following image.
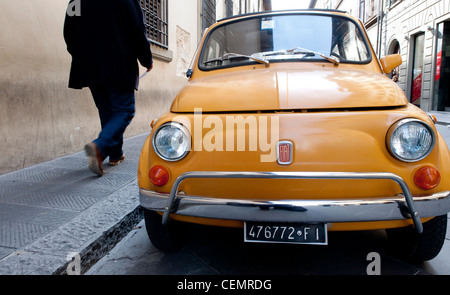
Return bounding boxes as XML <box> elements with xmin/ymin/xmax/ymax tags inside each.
<box><xmin>86</xmin><ymin>87</ymin><xmax>135</xmax><ymax>175</ymax></box>
<box><xmin>86</xmin><ymin>86</ymin><xmax>110</xmax><ymax>176</ymax></box>
<box><xmin>90</xmin><ymin>87</ymin><xmax>112</xmax><ymax>132</ymax></box>
<box><xmin>93</xmin><ymin>88</ymin><xmax>135</xmax><ymax>163</ymax></box>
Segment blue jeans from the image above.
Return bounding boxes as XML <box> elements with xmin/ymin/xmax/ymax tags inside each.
<box><xmin>89</xmin><ymin>86</ymin><xmax>135</xmax><ymax>160</ymax></box>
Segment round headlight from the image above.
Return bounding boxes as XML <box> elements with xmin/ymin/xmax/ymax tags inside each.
<box><xmin>152</xmin><ymin>122</ymin><xmax>191</xmax><ymax>161</ymax></box>
<box><xmin>387</xmin><ymin>118</ymin><xmax>435</xmax><ymax>162</ymax></box>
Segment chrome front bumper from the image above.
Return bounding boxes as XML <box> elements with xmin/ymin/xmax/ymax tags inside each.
<box><xmin>139</xmin><ymin>171</ymin><xmax>450</xmax><ymax>234</ymax></box>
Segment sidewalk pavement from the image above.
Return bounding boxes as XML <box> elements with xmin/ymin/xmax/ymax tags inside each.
<box><xmin>0</xmin><ymin>132</ymin><xmax>149</xmax><ymax>275</ymax></box>
<box><xmin>430</xmin><ymin>111</ymin><xmax>450</xmax><ymax>126</ymax></box>
<box><xmin>0</xmin><ymin>111</ymin><xmax>449</xmax><ymax>275</ymax></box>
<box><xmin>430</xmin><ymin>111</ymin><xmax>450</xmax><ymax>140</ymax></box>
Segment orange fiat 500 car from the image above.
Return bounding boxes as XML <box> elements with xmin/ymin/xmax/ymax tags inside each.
<box><xmin>138</xmin><ymin>9</ymin><xmax>450</xmax><ymax>261</ymax></box>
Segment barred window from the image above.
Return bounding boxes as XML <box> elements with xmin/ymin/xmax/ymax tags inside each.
<box><xmin>140</xmin><ymin>0</ymin><xmax>168</xmax><ymax>48</ymax></box>
<box><xmin>202</xmin><ymin>0</ymin><xmax>216</xmax><ymax>31</ymax></box>
<box><xmin>359</xmin><ymin>0</ymin><xmax>378</xmax><ymax>26</ymax></box>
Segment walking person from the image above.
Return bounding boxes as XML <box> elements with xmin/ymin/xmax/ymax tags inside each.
<box><xmin>64</xmin><ymin>0</ymin><xmax>153</xmax><ymax>176</ymax></box>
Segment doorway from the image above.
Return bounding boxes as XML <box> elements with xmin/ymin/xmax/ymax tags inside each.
<box><xmin>433</xmin><ymin>21</ymin><xmax>450</xmax><ymax>111</ymax></box>
<box><xmin>410</xmin><ymin>33</ymin><xmax>424</xmax><ymax>107</ymax></box>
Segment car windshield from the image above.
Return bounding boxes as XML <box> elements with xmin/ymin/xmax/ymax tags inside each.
<box><xmin>199</xmin><ymin>13</ymin><xmax>371</xmax><ymax>70</ymax></box>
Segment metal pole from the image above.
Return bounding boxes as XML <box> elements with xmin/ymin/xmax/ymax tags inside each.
<box><xmin>377</xmin><ymin>0</ymin><xmax>384</xmax><ymax>59</ymax></box>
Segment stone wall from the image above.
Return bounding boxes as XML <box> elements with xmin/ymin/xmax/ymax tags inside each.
<box><xmin>0</xmin><ymin>0</ymin><xmax>200</xmax><ymax>174</ymax></box>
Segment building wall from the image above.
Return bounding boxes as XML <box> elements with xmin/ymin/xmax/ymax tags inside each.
<box><xmin>319</xmin><ymin>0</ymin><xmax>450</xmax><ymax>112</ymax></box>
<box><xmin>216</xmin><ymin>0</ymin><xmax>265</xmax><ymax>20</ymax></box>
<box><xmin>0</xmin><ymin>0</ymin><xmax>200</xmax><ymax>175</ymax></box>
<box><xmin>380</xmin><ymin>0</ymin><xmax>450</xmax><ymax>111</ymax></box>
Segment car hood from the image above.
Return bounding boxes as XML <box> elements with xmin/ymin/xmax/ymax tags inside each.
<box><xmin>170</xmin><ymin>67</ymin><xmax>407</xmax><ymax>112</ymax></box>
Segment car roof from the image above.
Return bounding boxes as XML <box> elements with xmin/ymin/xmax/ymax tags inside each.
<box><xmin>216</xmin><ymin>9</ymin><xmax>349</xmax><ymax>23</ymax></box>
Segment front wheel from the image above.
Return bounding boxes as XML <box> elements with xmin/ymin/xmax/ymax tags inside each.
<box><xmin>386</xmin><ymin>214</ymin><xmax>447</xmax><ymax>262</ymax></box>
<box><xmin>143</xmin><ymin>208</ymin><xmax>188</xmax><ymax>252</ymax></box>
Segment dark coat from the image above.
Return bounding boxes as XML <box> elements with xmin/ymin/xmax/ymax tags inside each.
<box><xmin>64</xmin><ymin>0</ymin><xmax>153</xmax><ymax>91</ymax></box>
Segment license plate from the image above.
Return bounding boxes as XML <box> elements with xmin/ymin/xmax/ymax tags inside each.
<box><xmin>244</xmin><ymin>222</ymin><xmax>327</xmax><ymax>245</ymax></box>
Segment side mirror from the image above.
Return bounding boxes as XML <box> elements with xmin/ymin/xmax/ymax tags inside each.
<box><xmin>186</xmin><ymin>69</ymin><xmax>193</xmax><ymax>78</ymax></box>
<box><xmin>380</xmin><ymin>54</ymin><xmax>402</xmax><ymax>74</ymax></box>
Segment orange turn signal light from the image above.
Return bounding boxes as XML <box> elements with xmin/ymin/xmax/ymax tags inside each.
<box><xmin>414</xmin><ymin>166</ymin><xmax>440</xmax><ymax>190</ymax></box>
<box><xmin>428</xmin><ymin>114</ymin><xmax>437</xmax><ymax>124</ymax></box>
<box><xmin>149</xmin><ymin>165</ymin><xmax>169</xmax><ymax>186</ymax></box>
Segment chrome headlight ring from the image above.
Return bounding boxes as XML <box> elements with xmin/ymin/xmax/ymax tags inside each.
<box><xmin>152</xmin><ymin>122</ymin><xmax>191</xmax><ymax>161</ymax></box>
<box><xmin>386</xmin><ymin>118</ymin><xmax>436</xmax><ymax>163</ymax></box>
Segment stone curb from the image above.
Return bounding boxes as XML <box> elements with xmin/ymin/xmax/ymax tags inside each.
<box><xmin>0</xmin><ymin>180</ymin><xmax>143</xmax><ymax>275</ymax></box>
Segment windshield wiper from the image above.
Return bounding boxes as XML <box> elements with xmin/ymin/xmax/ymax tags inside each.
<box><xmin>257</xmin><ymin>47</ymin><xmax>340</xmax><ymax>65</ymax></box>
<box><xmin>290</xmin><ymin>47</ymin><xmax>340</xmax><ymax>65</ymax></box>
<box><xmin>203</xmin><ymin>47</ymin><xmax>339</xmax><ymax>67</ymax></box>
<box><xmin>204</xmin><ymin>53</ymin><xmax>269</xmax><ymax>67</ymax></box>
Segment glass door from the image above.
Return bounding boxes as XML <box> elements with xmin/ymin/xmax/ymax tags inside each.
<box><xmin>433</xmin><ymin>21</ymin><xmax>450</xmax><ymax>111</ymax></box>
<box><xmin>411</xmin><ymin>33</ymin><xmax>424</xmax><ymax>107</ymax></box>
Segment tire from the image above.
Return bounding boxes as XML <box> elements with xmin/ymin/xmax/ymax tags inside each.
<box><xmin>143</xmin><ymin>208</ymin><xmax>188</xmax><ymax>252</ymax></box>
<box><xmin>386</xmin><ymin>214</ymin><xmax>447</xmax><ymax>262</ymax></box>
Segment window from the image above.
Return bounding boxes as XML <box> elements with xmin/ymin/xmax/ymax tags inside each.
<box><xmin>202</xmin><ymin>0</ymin><xmax>216</xmax><ymax>31</ymax></box>
<box><xmin>140</xmin><ymin>0</ymin><xmax>168</xmax><ymax>48</ymax></box>
<box><xmin>225</xmin><ymin>0</ymin><xmax>233</xmax><ymax>18</ymax></box>
<box><xmin>359</xmin><ymin>0</ymin><xmax>377</xmax><ymax>24</ymax></box>
<box><xmin>359</xmin><ymin>0</ymin><xmax>364</xmax><ymax>21</ymax></box>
